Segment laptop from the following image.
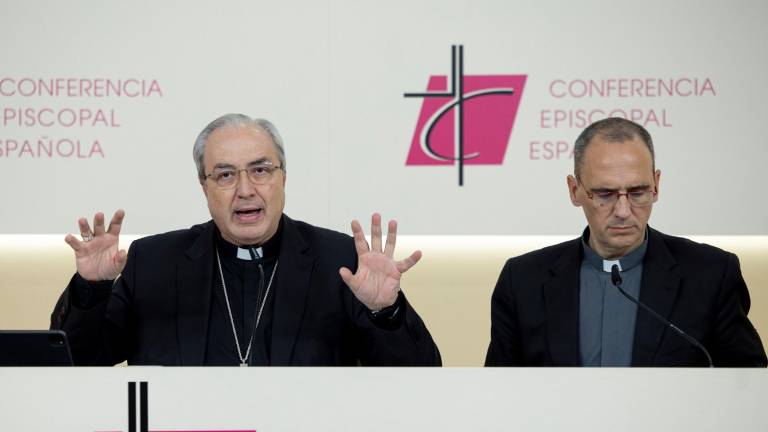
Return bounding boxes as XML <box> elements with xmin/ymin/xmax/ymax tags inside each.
<box><xmin>0</xmin><ymin>330</ymin><xmax>74</xmax><ymax>366</ymax></box>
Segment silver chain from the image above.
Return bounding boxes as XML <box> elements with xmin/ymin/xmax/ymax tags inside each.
<box><xmin>215</xmin><ymin>247</ymin><xmax>278</xmax><ymax>367</ymax></box>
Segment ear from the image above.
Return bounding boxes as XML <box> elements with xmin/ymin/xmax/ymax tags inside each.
<box><xmin>652</xmin><ymin>169</ymin><xmax>661</xmax><ymax>203</ymax></box>
<box><xmin>282</xmin><ymin>170</ymin><xmax>286</xmax><ymax>187</ymax></box>
<box><xmin>200</xmin><ymin>178</ymin><xmax>208</xmax><ymax>196</ymax></box>
<box><xmin>567</xmin><ymin>175</ymin><xmax>582</xmax><ymax>207</ymax></box>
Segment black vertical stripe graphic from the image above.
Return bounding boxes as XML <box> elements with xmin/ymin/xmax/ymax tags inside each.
<box><xmin>128</xmin><ymin>382</ymin><xmax>136</xmax><ymax>432</ymax></box>
<box><xmin>140</xmin><ymin>382</ymin><xmax>148</xmax><ymax>432</ymax></box>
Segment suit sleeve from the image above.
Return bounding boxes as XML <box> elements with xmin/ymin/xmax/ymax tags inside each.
<box><xmin>335</xmin><ymin>239</ymin><xmax>440</xmax><ymax>366</ymax></box>
<box><xmin>485</xmin><ymin>260</ymin><xmax>523</xmax><ymax>366</ymax></box>
<box><xmin>347</xmin><ymin>287</ymin><xmax>441</xmax><ymax>366</ymax></box>
<box><xmin>710</xmin><ymin>253</ymin><xmax>767</xmax><ymax>367</ymax></box>
<box><xmin>49</xmin><ymin>245</ymin><xmax>138</xmax><ymax>366</ymax></box>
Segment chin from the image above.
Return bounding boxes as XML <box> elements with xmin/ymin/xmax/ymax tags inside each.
<box><xmin>235</xmin><ymin>231</ymin><xmax>267</xmax><ymax>245</ymax></box>
<box><xmin>611</xmin><ymin>236</ymin><xmax>642</xmax><ymax>252</ymax></box>
<box><xmin>219</xmin><ymin>226</ymin><xmax>259</xmax><ymax>245</ymax></box>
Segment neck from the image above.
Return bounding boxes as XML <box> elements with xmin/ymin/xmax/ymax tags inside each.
<box><xmin>216</xmin><ymin>218</ymin><xmax>283</xmax><ymax>259</ymax></box>
<box><xmin>587</xmin><ymin>235</ymin><xmax>644</xmax><ymax>260</ymax></box>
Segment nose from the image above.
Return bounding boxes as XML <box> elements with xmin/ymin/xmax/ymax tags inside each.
<box><xmin>235</xmin><ymin>169</ymin><xmax>256</xmax><ymax>198</ymax></box>
<box><xmin>612</xmin><ymin>194</ymin><xmax>632</xmax><ymax>219</ymax></box>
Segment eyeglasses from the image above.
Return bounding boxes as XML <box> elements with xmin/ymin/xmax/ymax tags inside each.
<box><xmin>577</xmin><ymin>177</ymin><xmax>657</xmax><ymax>208</ymax></box>
<box><xmin>205</xmin><ymin>163</ymin><xmax>283</xmax><ymax>189</ymax></box>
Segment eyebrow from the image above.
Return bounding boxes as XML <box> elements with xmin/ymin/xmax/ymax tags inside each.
<box><xmin>211</xmin><ymin>158</ymin><xmax>274</xmax><ymax>171</ymax></box>
<box><xmin>590</xmin><ymin>183</ymin><xmax>653</xmax><ymax>193</ymax></box>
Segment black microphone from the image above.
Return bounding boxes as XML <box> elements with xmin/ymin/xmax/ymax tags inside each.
<box><xmin>610</xmin><ymin>264</ymin><xmax>713</xmax><ymax>367</ymax></box>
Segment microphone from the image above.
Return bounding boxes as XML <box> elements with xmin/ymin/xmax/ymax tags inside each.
<box><xmin>247</xmin><ymin>247</ymin><xmax>259</xmax><ymax>261</ymax></box>
<box><xmin>610</xmin><ymin>264</ymin><xmax>713</xmax><ymax>367</ymax></box>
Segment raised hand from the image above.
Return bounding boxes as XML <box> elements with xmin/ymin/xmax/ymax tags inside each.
<box><xmin>64</xmin><ymin>210</ymin><xmax>127</xmax><ymax>281</ymax></box>
<box><xmin>339</xmin><ymin>213</ymin><xmax>421</xmax><ymax>311</ymax></box>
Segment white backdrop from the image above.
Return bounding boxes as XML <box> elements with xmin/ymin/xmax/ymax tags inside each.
<box><xmin>1</xmin><ymin>0</ymin><xmax>766</xmax><ymax>235</ymax></box>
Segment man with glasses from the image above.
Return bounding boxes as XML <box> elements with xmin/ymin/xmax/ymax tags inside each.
<box><xmin>485</xmin><ymin>117</ymin><xmax>766</xmax><ymax>367</ymax></box>
<box><xmin>51</xmin><ymin>113</ymin><xmax>440</xmax><ymax>366</ymax></box>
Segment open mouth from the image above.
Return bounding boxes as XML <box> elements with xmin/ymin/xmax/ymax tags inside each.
<box><xmin>234</xmin><ymin>207</ymin><xmax>263</xmax><ymax>223</ymax></box>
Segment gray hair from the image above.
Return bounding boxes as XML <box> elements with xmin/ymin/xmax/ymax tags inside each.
<box><xmin>193</xmin><ymin>113</ymin><xmax>286</xmax><ymax>181</ymax></box>
<box><xmin>573</xmin><ymin>117</ymin><xmax>654</xmax><ymax>178</ymax></box>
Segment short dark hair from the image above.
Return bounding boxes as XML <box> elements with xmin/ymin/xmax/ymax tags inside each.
<box><xmin>573</xmin><ymin>117</ymin><xmax>655</xmax><ymax>177</ymax></box>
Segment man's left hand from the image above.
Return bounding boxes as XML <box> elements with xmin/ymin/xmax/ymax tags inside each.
<box><xmin>340</xmin><ymin>213</ymin><xmax>421</xmax><ymax>311</ymax></box>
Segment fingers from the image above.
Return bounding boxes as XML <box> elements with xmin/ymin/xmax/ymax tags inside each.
<box><xmin>383</xmin><ymin>219</ymin><xmax>397</xmax><ymax>257</ymax></box>
<box><xmin>92</xmin><ymin>212</ymin><xmax>106</xmax><ymax>236</ymax></box>
<box><xmin>353</xmin><ymin>213</ymin><xmax>401</xmax><ymax>258</ymax></box>
<box><xmin>396</xmin><ymin>250</ymin><xmax>422</xmax><ymax>273</ymax></box>
<box><xmin>370</xmin><ymin>213</ymin><xmax>382</xmax><ymax>253</ymax></box>
<box><xmin>76</xmin><ymin>210</ymin><xmax>124</xmax><ymax>240</ymax></box>
<box><xmin>350</xmin><ymin>219</ymin><xmax>370</xmax><ymax>256</ymax></box>
<box><xmin>78</xmin><ymin>217</ymin><xmax>93</xmax><ymax>240</ymax></box>
<box><xmin>339</xmin><ymin>267</ymin><xmax>357</xmax><ymax>291</ymax></box>
<box><xmin>107</xmin><ymin>209</ymin><xmax>125</xmax><ymax>236</ymax></box>
<box><xmin>115</xmin><ymin>249</ymin><xmax>128</xmax><ymax>268</ymax></box>
<box><xmin>64</xmin><ymin>234</ymin><xmax>83</xmax><ymax>252</ymax></box>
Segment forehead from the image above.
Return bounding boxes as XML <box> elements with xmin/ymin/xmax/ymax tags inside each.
<box><xmin>203</xmin><ymin>125</ymin><xmax>278</xmax><ymax>167</ymax></box>
<box><xmin>581</xmin><ymin>136</ymin><xmax>654</xmax><ymax>186</ymax></box>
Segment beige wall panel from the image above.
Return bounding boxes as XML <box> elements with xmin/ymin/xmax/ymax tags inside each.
<box><xmin>2</xmin><ymin>235</ymin><xmax>765</xmax><ymax>366</ymax></box>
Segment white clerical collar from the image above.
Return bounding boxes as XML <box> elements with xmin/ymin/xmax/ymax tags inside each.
<box><xmin>236</xmin><ymin>247</ymin><xmax>263</xmax><ymax>261</ymax></box>
<box><xmin>602</xmin><ymin>260</ymin><xmax>621</xmax><ymax>273</ymax></box>
<box><xmin>581</xmin><ymin>227</ymin><xmax>649</xmax><ymax>273</ymax></box>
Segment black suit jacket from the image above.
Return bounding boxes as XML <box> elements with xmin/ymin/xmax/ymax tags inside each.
<box><xmin>52</xmin><ymin>215</ymin><xmax>441</xmax><ymax>366</ymax></box>
<box><xmin>485</xmin><ymin>227</ymin><xmax>767</xmax><ymax>367</ymax></box>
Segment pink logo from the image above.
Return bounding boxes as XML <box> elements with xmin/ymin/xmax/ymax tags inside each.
<box><xmin>405</xmin><ymin>45</ymin><xmax>527</xmax><ymax>185</ymax></box>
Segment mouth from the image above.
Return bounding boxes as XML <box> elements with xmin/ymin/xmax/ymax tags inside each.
<box><xmin>608</xmin><ymin>225</ymin><xmax>634</xmax><ymax>232</ymax></box>
<box><xmin>234</xmin><ymin>206</ymin><xmax>264</xmax><ymax>223</ymax></box>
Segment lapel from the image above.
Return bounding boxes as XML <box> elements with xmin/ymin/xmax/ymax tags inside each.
<box><xmin>270</xmin><ymin>215</ymin><xmax>314</xmax><ymax>365</ymax></box>
<box><xmin>543</xmin><ymin>238</ymin><xmax>582</xmax><ymax>366</ymax></box>
<box><xmin>176</xmin><ymin>222</ymin><xmax>215</xmax><ymax>366</ymax></box>
<box><xmin>631</xmin><ymin>227</ymin><xmax>681</xmax><ymax>366</ymax></box>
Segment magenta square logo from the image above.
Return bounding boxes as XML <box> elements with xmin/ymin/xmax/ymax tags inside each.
<box><xmin>405</xmin><ymin>45</ymin><xmax>527</xmax><ymax>185</ymax></box>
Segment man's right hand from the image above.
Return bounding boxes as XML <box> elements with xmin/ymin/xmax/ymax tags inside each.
<box><xmin>64</xmin><ymin>210</ymin><xmax>127</xmax><ymax>282</ymax></box>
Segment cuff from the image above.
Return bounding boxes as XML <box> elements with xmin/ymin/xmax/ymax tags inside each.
<box><xmin>367</xmin><ymin>291</ymin><xmax>406</xmax><ymax>330</ymax></box>
<box><xmin>70</xmin><ymin>273</ymin><xmax>114</xmax><ymax>309</ymax></box>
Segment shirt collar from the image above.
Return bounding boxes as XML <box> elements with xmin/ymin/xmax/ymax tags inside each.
<box><xmin>215</xmin><ymin>216</ymin><xmax>283</xmax><ymax>261</ymax></box>
<box><xmin>581</xmin><ymin>227</ymin><xmax>648</xmax><ymax>273</ymax></box>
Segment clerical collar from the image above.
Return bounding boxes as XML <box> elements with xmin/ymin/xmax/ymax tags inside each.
<box><xmin>215</xmin><ymin>217</ymin><xmax>283</xmax><ymax>261</ymax></box>
<box><xmin>580</xmin><ymin>227</ymin><xmax>648</xmax><ymax>273</ymax></box>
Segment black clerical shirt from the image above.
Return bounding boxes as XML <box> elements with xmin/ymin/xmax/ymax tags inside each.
<box><xmin>205</xmin><ymin>223</ymin><xmax>282</xmax><ymax>366</ymax></box>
